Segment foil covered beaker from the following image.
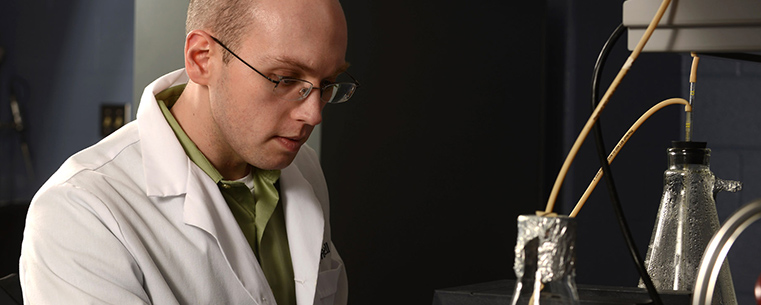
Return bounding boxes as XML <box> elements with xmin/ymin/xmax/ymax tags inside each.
<box><xmin>512</xmin><ymin>215</ymin><xmax>579</xmax><ymax>305</ymax></box>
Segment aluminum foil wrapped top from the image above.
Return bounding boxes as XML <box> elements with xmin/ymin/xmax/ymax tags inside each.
<box><xmin>513</xmin><ymin>215</ymin><xmax>577</xmax><ymax>283</ymax></box>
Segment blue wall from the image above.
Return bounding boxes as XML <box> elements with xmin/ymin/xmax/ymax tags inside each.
<box><xmin>682</xmin><ymin>55</ymin><xmax>761</xmax><ymax>305</ymax></box>
<box><xmin>0</xmin><ymin>0</ymin><xmax>134</xmax><ymax>202</ymax></box>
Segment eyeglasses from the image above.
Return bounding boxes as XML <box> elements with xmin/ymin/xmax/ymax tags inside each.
<box><xmin>210</xmin><ymin>36</ymin><xmax>360</xmax><ymax>104</ymax></box>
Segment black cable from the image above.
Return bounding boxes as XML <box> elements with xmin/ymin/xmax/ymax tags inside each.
<box><xmin>590</xmin><ymin>23</ymin><xmax>663</xmax><ymax>305</ymax></box>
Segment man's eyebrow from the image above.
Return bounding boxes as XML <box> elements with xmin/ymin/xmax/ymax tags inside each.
<box><xmin>269</xmin><ymin>56</ymin><xmax>314</xmax><ymax>74</ymax></box>
<box><xmin>268</xmin><ymin>56</ymin><xmax>351</xmax><ymax>77</ymax></box>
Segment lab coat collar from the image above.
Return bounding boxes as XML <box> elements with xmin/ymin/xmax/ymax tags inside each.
<box><xmin>138</xmin><ymin>68</ymin><xmax>191</xmax><ymax>197</ymax></box>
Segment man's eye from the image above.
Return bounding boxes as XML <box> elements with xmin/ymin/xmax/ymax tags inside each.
<box><xmin>279</xmin><ymin>78</ymin><xmax>300</xmax><ymax>86</ymax></box>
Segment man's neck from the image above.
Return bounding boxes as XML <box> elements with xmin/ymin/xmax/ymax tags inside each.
<box><xmin>171</xmin><ymin>81</ymin><xmax>249</xmax><ymax>180</ymax></box>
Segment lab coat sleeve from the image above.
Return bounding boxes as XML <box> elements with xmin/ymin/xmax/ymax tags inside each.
<box><xmin>20</xmin><ymin>183</ymin><xmax>151</xmax><ymax>305</ymax></box>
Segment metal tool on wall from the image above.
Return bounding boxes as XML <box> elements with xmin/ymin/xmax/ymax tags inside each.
<box><xmin>9</xmin><ymin>91</ymin><xmax>34</xmax><ymax>181</ymax></box>
<box><xmin>0</xmin><ymin>46</ymin><xmax>35</xmax><ymax>185</ymax></box>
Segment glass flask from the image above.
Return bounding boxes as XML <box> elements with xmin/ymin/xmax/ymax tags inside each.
<box><xmin>641</xmin><ymin>141</ymin><xmax>740</xmax><ymax>304</ymax></box>
<box><xmin>512</xmin><ymin>215</ymin><xmax>579</xmax><ymax>305</ymax></box>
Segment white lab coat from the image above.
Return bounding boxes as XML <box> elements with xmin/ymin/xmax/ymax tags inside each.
<box><xmin>19</xmin><ymin>69</ymin><xmax>348</xmax><ymax>305</ymax></box>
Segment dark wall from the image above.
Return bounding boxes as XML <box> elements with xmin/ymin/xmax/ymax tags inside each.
<box><xmin>324</xmin><ymin>0</ymin><xmax>729</xmax><ymax>303</ymax></box>
<box><xmin>547</xmin><ymin>0</ymin><xmax>685</xmax><ymax>290</ymax></box>
<box><xmin>323</xmin><ymin>1</ymin><xmax>547</xmax><ymax>304</ymax></box>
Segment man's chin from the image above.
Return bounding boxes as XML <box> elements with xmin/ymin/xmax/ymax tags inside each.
<box><xmin>254</xmin><ymin>152</ymin><xmax>299</xmax><ymax>170</ymax></box>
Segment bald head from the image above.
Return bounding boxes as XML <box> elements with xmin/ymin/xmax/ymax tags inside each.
<box><xmin>186</xmin><ymin>0</ymin><xmax>347</xmax><ymax>62</ymax></box>
<box><xmin>251</xmin><ymin>0</ymin><xmax>347</xmax><ymax>67</ymax></box>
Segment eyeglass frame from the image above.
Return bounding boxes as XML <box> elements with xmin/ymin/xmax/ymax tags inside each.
<box><xmin>209</xmin><ymin>35</ymin><xmax>360</xmax><ymax>104</ymax></box>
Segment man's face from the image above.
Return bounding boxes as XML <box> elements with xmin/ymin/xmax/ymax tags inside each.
<box><xmin>208</xmin><ymin>0</ymin><xmax>348</xmax><ymax>170</ymax></box>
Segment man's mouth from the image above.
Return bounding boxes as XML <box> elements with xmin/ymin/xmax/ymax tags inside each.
<box><xmin>276</xmin><ymin>135</ymin><xmax>304</xmax><ymax>152</ymax></box>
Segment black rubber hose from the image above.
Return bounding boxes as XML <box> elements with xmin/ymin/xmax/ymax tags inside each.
<box><xmin>590</xmin><ymin>23</ymin><xmax>663</xmax><ymax>305</ymax></box>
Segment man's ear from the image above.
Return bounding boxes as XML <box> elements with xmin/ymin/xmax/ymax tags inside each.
<box><xmin>184</xmin><ymin>30</ymin><xmax>215</xmax><ymax>85</ymax></box>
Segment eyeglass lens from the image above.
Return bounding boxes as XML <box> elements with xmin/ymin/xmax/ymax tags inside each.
<box><xmin>274</xmin><ymin>79</ymin><xmax>356</xmax><ymax>104</ymax></box>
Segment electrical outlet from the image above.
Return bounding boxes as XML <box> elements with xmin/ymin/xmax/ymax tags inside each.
<box><xmin>101</xmin><ymin>103</ymin><xmax>131</xmax><ymax>137</ymax></box>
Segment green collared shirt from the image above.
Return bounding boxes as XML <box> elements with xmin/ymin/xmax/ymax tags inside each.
<box><xmin>156</xmin><ymin>85</ymin><xmax>296</xmax><ymax>305</ymax></box>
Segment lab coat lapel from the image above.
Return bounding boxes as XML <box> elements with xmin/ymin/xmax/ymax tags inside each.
<box><xmin>281</xmin><ymin>162</ymin><xmax>325</xmax><ymax>305</ymax></box>
<box><xmin>182</xmin><ymin>164</ymin><xmax>273</xmax><ymax>300</ymax></box>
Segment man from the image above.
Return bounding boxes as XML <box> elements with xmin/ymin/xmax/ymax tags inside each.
<box><xmin>19</xmin><ymin>0</ymin><xmax>358</xmax><ymax>303</ymax></box>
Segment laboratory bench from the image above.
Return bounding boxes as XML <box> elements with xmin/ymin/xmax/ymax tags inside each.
<box><xmin>433</xmin><ymin>279</ymin><xmax>692</xmax><ymax>305</ymax></box>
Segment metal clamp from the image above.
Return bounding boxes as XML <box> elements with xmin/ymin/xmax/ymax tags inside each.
<box><xmin>693</xmin><ymin>199</ymin><xmax>761</xmax><ymax>305</ymax></box>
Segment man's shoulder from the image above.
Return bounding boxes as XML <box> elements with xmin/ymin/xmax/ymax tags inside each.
<box><xmin>41</xmin><ymin>123</ymin><xmax>144</xmax><ymax>196</ymax></box>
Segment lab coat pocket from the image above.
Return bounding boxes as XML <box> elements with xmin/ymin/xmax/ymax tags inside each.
<box><xmin>315</xmin><ymin>263</ymin><xmax>342</xmax><ymax>302</ymax></box>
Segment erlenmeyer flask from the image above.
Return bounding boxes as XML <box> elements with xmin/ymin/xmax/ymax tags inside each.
<box><xmin>642</xmin><ymin>141</ymin><xmax>740</xmax><ymax>304</ymax></box>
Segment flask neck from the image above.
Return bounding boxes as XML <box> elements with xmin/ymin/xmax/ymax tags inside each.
<box><xmin>668</xmin><ymin>147</ymin><xmax>710</xmax><ymax>168</ymax></box>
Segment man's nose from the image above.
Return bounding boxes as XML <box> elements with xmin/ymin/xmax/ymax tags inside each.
<box><xmin>294</xmin><ymin>89</ymin><xmax>324</xmax><ymax>126</ymax></box>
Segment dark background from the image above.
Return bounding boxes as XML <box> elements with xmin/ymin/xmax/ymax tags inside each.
<box><xmin>2</xmin><ymin>0</ymin><xmax>761</xmax><ymax>304</ymax></box>
<box><xmin>325</xmin><ymin>0</ymin><xmax>760</xmax><ymax>304</ymax></box>
<box><xmin>322</xmin><ymin>1</ymin><xmax>546</xmax><ymax>303</ymax></box>
<box><xmin>323</xmin><ymin>0</ymin><xmax>686</xmax><ymax>303</ymax></box>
